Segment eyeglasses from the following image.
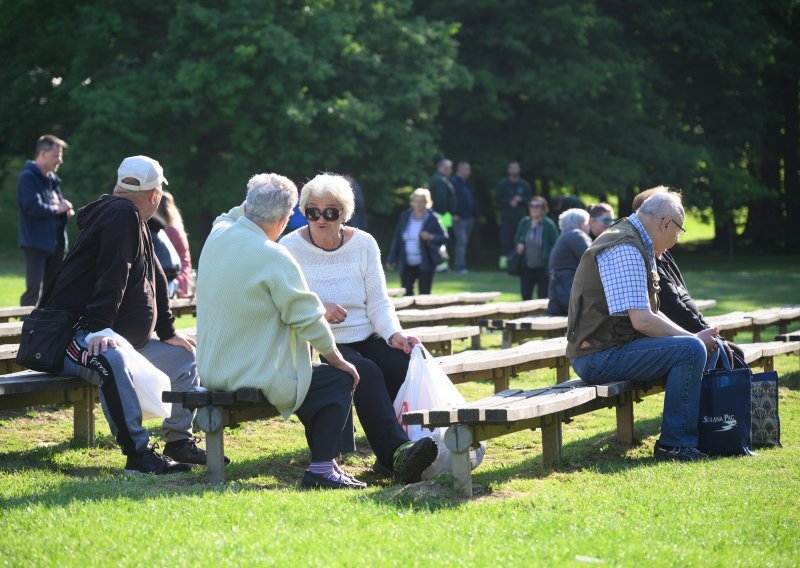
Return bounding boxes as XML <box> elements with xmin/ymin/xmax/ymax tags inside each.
<box><xmin>664</xmin><ymin>217</ymin><xmax>687</xmax><ymax>236</ymax></box>
<box><xmin>528</xmin><ymin>203</ymin><xmax>544</xmax><ymax>209</ymax></box>
<box><xmin>592</xmin><ymin>217</ymin><xmax>617</xmax><ymax>226</ymax></box>
<box><xmin>305</xmin><ymin>207</ymin><xmax>340</xmax><ymax>222</ymax></box>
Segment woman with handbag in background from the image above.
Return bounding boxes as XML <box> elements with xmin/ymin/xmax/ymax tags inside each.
<box><xmin>514</xmin><ymin>195</ymin><xmax>559</xmax><ymax>300</ymax></box>
<box><xmin>386</xmin><ymin>188</ymin><xmax>449</xmax><ymax>296</ymax></box>
<box><xmin>281</xmin><ymin>175</ymin><xmax>438</xmax><ymax>484</ymax></box>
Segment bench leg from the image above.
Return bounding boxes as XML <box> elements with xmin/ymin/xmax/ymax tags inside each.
<box><xmin>556</xmin><ymin>357</ymin><xmax>570</xmax><ymax>384</ymax></box>
<box><xmin>616</xmin><ymin>392</ymin><xmax>635</xmax><ymax>445</ymax></box>
<box><xmin>541</xmin><ymin>413</ymin><xmax>562</xmax><ymax>466</ymax></box>
<box><xmin>442</xmin><ymin>340</ymin><xmax>452</xmax><ymax>356</ymax></box>
<box><xmin>196</xmin><ymin>406</ymin><xmax>226</xmax><ymax>483</ymax></box>
<box><xmin>753</xmin><ymin>326</ymin><xmax>763</xmax><ymax>343</ymax></box>
<box><xmin>73</xmin><ymin>387</ymin><xmax>96</xmax><ymax>447</ymax></box>
<box><xmin>444</xmin><ymin>424</ymin><xmax>473</xmax><ymax>498</ymax></box>
<box><xmin>502</xmin><ymin>330</ymin><xmax>512</xmax><ymax>349</ymax></box>
<box><xmin>471</xmin><ymin>334</ymin><xmax>481</xmax><ymax>350</ymax></box>
<box><xmin>763</xmin><ymin>356</ymin><xmax>774</xmax><ymax>373</ymax></box>
<box><xmin>494</xmin><ymin>369</ymin><xmax>509</xmax><ymax>394</ymax></box>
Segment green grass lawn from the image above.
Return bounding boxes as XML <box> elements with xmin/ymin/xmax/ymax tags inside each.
<box><xmin>1</xmin><ymin>251</ymin><xmax>799</xmax><ymax>565</ymax></box>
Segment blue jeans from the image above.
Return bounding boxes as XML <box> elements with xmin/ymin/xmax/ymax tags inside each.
<box><xmin>570</xmin><ymin>336</ymin><xmax>707</xmax><ymax>447</ymax></box>
<box><xmin>452</xmin><ymin>217</ymin><xmax>475</xmax><ymax>271</ymax></box>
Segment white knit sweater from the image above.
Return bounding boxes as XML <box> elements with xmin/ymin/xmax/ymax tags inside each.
<box><xmin>281</xmin><ymin>228</ymin><xmax>403</xmax><ymax>344</ymax></box>
<box><xmin>196</xmin><ymin>204</ymin><xmax>336</xmax><ymax>418</ymax></box>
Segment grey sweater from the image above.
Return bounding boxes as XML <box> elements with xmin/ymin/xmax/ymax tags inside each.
<box><xmin>548</xmin><ymin>229</ymin><xmax>591</xmax><ymax>274</ymax></box>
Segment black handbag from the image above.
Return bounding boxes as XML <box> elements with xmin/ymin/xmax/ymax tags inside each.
<box><xmin>16</xmin><ymin>308</ymin><xmax>79</xmax><ymax>374</ymax></box>
<box><xmin>506</xmin><ymin>250</ymin><xmax>523</xmax><ymax>276</ymax></box>
<box><xmin>15</xmin><ymin>257</ymin><xmax>82</xmax><ymax>374</ymax></box>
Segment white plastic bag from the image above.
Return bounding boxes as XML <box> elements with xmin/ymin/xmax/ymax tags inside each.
<box><xmin>85</xmin><ymin>329</ymin><xmax>172</xmax><ymax>420</ymax></box>
<box><xmin>394</xmin><ymin>344</ymin><xmax>485</xmax><ymax>479</ymax></box>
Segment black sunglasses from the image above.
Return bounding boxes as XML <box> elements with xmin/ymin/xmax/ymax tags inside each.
<box><xmin>305</xmin><ymin>207</ymin><xmax>340</xmax><ymax>222</ymax></box>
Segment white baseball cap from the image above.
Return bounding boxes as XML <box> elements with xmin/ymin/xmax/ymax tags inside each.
<box><xmin>117</xmin><ymin>155</ymin><xmax>168</xmax><ymax>192</ymax></box>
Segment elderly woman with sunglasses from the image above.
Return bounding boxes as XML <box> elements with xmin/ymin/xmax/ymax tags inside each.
<box><xmin>514</xmin><ymin>196</ymin><xmax>559</xmax><ymax>300</ymax></box>
<box><xmin>281</xmin><ymin>174</ymin><xmax>438</xmax><ymax>484</ymax></box>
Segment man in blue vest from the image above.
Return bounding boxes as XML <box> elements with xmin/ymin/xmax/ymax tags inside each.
<box><xmin>17</xmin><ymin>134</ymin><xmax>74</xmax><ymax>306</ymax></box>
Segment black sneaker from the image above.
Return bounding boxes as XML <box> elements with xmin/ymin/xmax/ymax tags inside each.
<box><xmin>300</xmin><ymin>470</ymin><xmax>367</xmax><ymax>490</ymax></box>
<box><xmin>124</xmin><ymin>445</ymin><xmax>192</xmax><ymax>475</ymax></box>
<box><xmin>163</xmin><ymin>436</ymin><xmax>231</xmax><ymax>466</ymax></box>
<box><xmin>653</xmin><ymin>443</ymin><xmax>708</xmax><ymax>462</ymax></box>
<box><xmin>392</xmin><ymin>437</ymin><xmax>438</xmax><ymax>484</ymax></box>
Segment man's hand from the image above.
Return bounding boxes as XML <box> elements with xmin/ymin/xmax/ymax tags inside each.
<box><xmin>516</xmin><ymin>243</ymin><xmax>525</xmax><ymax>254</ymax></box>
<box><xmin>323</xmin><ymin>348</ymin><xmax>360</xmax><ymax>389</ymax></box>
<box><xmin>87</xmin><ymin>334</ymin><xmax>117</xmax><ymax>356</ymax></box>
<box><xmin>55</xmin><ymin>199</ymin><xmax>72</xmax><ymax>215</ymax></box>
<box><xmin>696</xmin><ymin>327</ymin><xmax>720</xmax><ymax>353</ymax></box>
<box><xmin>385</xmin><ymin>262</ymin><xmax>396</xmax><ymax>271</ymax></box>
<box><xmin>389</xmin><ymin>332</ymin><xmax>419</xmax><ymax>354</ymax></box>
<box><xmin>323</xmin><ymin>302</ymin><xmax>348</xmax><ymax>325</ymax></box>
<box><xmin>164</xmin><ymin>333</ymin><xmax>196</xmax><ymax>353</ymax></box>
<box><xmin>511</xmin><ymin>195</ymin><xmax>521</xmax><ymax>207</ymax></box>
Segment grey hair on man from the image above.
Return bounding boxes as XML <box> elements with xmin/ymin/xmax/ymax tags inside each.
<box><xmin>558</xmin><ymin>208</ymin><xmax>590</xmax><ymax>232</ymax></box>
<box><xmin>246</xmin><ymin>173</ymin><xmax>298</xmax><ymax>225</ymax></box>
<box><xmin>637</xmin><ymin>191</ymin><xmax>684</xmax><ymax>221</ymax></box>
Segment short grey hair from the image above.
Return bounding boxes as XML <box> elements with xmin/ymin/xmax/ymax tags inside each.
<box><xmin>298</xmin><ymin>173</ymin><xmax>354</xmax><ymax>222</ymax></box>
<box><xmin>637</xmin><ymin>191</ymin><xmax>684</xmax><ymax>221</ymax></box>
<box><xmin>245</xmin><ymin>173</ymin><xmax>298</xmax><ymax>225</ymax></box>
<box><xmin>558</xmin><ymin>208</ymin><xmax>590</xmax><ymax>232</ymax></box>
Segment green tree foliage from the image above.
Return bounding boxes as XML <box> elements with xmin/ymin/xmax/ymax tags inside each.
<box><xmin>1</xmin><ymin>0</ymin><xmax>458</xmax><ymax>225</ymax></box>
<box><xmin>2</xmin><ymin>0</ymin><xmax>797</xmax><ymax>251</ymax></box>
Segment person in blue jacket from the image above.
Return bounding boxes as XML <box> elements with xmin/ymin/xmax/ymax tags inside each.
<box><xmin>17</xmin><ymin>134</ymin><xmax>74</xmax><ymax>306</ymax></box>
<box><xmin>386</xmin><ymin>188</ymin><xmax>448</xmax><ymax>296</ymax></box>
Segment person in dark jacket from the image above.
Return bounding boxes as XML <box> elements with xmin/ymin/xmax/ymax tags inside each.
<box><xmin>514</xmin><ymin>196</ymin><xmax>559</xmax><ymax>300</ymax></box>
<box><xmin>496</xmin><ymin>161</ymin><xmax>533</xmax><ymax>263</ymax></box>
<box><xmin>386</xmin><ymin>188</ymin><xmax>448</xmax><ymax>296</ymax></box>
<box><xmin>47</xmin><ymin>155</ymin><xmax>210</xmax><ymax>475</ymax></box>
<box><xmin>547</xmin><ymin>208</ymin><xmax>591</xmax><ymax>315</ymax></box>
<box><xmin>17</xmin><ymin>134</ymin><xmax>74</xmax><ymax>306</ymax></box>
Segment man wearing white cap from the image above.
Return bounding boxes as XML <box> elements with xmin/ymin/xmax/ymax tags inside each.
<box><xmin>44</xmin><ymin>156</ymin><xmax>213</xmax><ymax>474</ymax></box>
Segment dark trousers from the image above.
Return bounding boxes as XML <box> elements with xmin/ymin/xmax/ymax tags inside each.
<box><xmin>520</xmin><ymin>266</ymin><xmax>549</xmax><ymax>300</ymax></box>
<box><xmin>295</xmin><ymin>364</ymin><xmax>356</xmax><ymax>462</ymax></box>
<box><xmin>21</xmin><ymin>245</ymin><xmax>64</xmax><ymax>306</ymax></box>
<box><xmin>499</xmin><ymin>220</ymin><xmax>517</xmax><ymax>257</ymax></box>
<box><xmin>401</xmin><ymin>265</ymin><xmax>434</xmax><ymax>296</ymax></box>
<box><xmin>324</xmin><ymin>335</ymin><xmax>410</xmax><ymax>469</ymax></box>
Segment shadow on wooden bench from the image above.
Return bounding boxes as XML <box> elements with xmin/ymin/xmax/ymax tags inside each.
<box><xmin>163</xmin><ymin>388</ymin><xmax>279</xmax><ymax>483</ymax></box>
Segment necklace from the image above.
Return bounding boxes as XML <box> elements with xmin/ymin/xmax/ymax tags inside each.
<box><xmin>308</xmin><ymin>227</ymin><xmax>345</xmax><ymax>252</ymax></box>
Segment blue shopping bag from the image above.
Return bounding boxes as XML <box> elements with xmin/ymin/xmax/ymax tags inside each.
<box><xmin>697</xmin><ymin>340</ymin><xmax>755</xmax><ymax>456</ymax></box>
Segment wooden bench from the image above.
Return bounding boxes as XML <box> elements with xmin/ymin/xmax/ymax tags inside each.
<box><xmin>479</xmin><ymin>316</ymin><xmax>568</xmax><ymax>348</ymax></box>
<box><xmin>776</xmin><ymin>331</ymin><xmax>800</xmax><ymax>342</ymax></box>
<box><xmin>387</xmin><ymin>287</ymin><xmax>406</xmax><ymax>297</ymax></box>
<box><xmin>391</xmin><ymin>292</ymin><xmax>502</xmax><ymax>310</ymax></box>
<box><xmin>0</xmin><ymin>306</ymin><xmax>35</xmax><ymax>323</ymax></box>
<box><xmin>436</xmin><ymin>337</ymin><xmax>570</xmax><ymax>390</ymax></box>
<box><xmin>397</xmin><ymin>299</ymin><xmax>548</xmax><ymax>328</ymax></box>
<box><xmin>163</xmin><ymin>388</ymin><xmax>279</xmax><ymax>483</ymax></box>
<box><xmin>403</xmin><ymin>339</ymin><xmax>800</xmax><ymax>496</ymax></box>
<box><xmin>0</xmin><ymin>371</ymin><xmax>97</xmax><ymax>445</ymax></box>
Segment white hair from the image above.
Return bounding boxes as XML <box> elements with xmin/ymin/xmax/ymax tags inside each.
<box><xmin>298</xmin><ymin>173</ymin><xmax>355</xmax><ymax>222</ymax></box>
<box><xmin>245</xmin><ymin>173</ymin><xmax>298</xmax><ymax>225</ymax></box>
<box><xmin>410</xmin><ymin>187</ymin><xmax>433</xmax><ymax>210</ymax></box>
<box><xmin>638</xmin><ymin>191</ymin><xmax>684</xmax><ymax>221</ymax></box>
<box><xmin>558</xmin><ymin>208</ymin><xmax>590</xmax><ymax>232</ymax></box>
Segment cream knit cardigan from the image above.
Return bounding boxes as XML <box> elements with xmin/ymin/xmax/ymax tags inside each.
<box><xmin>196</xmin><ymin>204</ymin><xmax>335</xmax><ymax>418</ymax></box>
<box><xmin>280</xmin><ymin>228</ymin><xmax>402</xmax><ymax>344</ymax></box>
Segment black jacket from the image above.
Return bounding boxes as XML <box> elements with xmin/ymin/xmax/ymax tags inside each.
<box><xmin>45</xmin><ymin>195</ymin><xmax>175</xmax><ymax>348</ymax></box>
<box><xmin>657</xmin><ymin>250</ymin><xmax>708</xmax><ymax>333</ymax></box>
<box><xmin>387</xmin><ymin>209</ymin><xmax>448</xmax><ymax>272</ymax></box>
<box><xmin>17</xmin><ymin>160</ymin><xmax>69</xmax><ymax>253</ymax></box>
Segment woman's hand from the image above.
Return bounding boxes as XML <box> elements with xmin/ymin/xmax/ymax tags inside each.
<box><xmin>323</xmin><ymin>302</ymin><xmax>348</xmax><ymax>325</ymax></box>
<box><xmin>323</xmin><ymin>348</ymin><xmax>360</xmax><ymax>389</ymax></box>
<box><xmin>389</xmin><ymin>332</ymin><xmax>420</xmax><ymax>354</ymax></box>
<box><xmin>516</xmin><ymin>243</ymin><xmax>525</xmax><ymax>254</ymax></box>
<box><xmin>164</xmin><ymin>333</ymin><xmax>197</xmax><ymax>354</ymax></box>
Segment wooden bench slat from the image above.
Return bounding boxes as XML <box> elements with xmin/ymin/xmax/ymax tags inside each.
<box><xmin>0</xmin><ymin>371</ymin><xmax>91</xmax><ymax>395</ymax></box>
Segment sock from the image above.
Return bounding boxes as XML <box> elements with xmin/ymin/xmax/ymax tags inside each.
<box><xmin>308</xmin><ymin>460</ymin><xmax>346</xmax><ymax>483</ymax></box>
